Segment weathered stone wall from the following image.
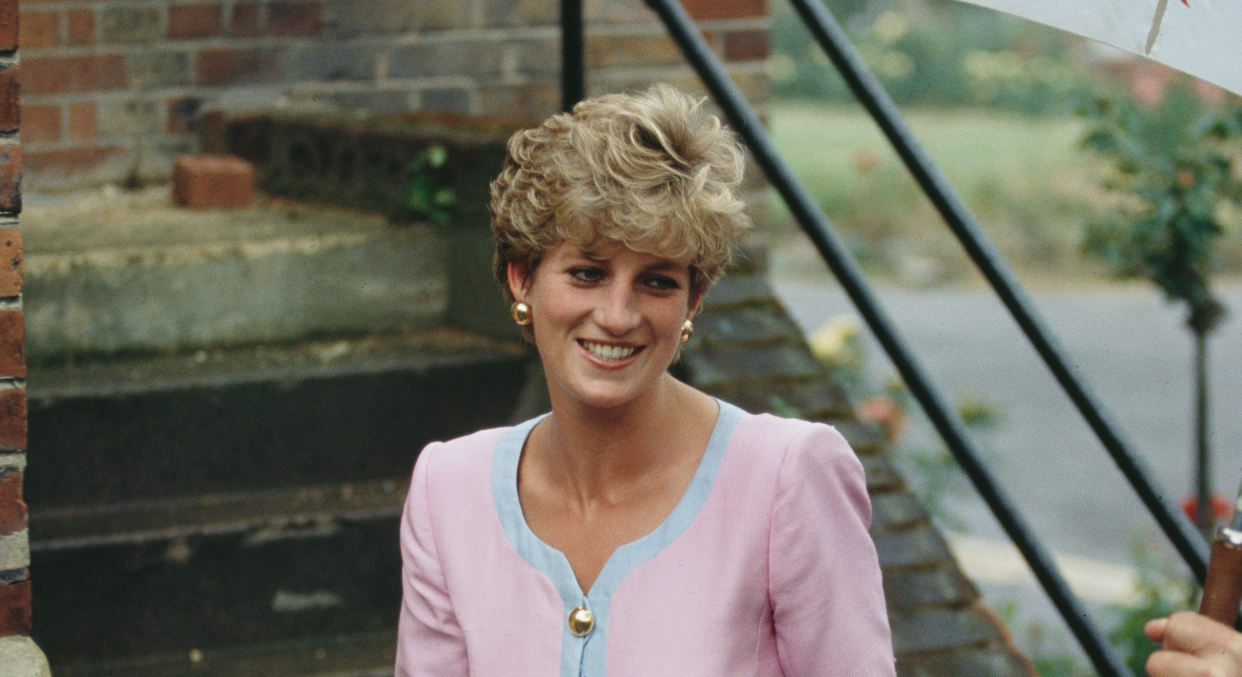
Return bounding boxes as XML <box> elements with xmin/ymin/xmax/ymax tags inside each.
<box><xmin>16</xmin><ymin>0</ymin><xmax>770</xmax><ymax>190</ymax></box>
<box><xmin>0</xmin><ymin>0</ymin><xmax>47</xmax><ymax>673</ymax></box>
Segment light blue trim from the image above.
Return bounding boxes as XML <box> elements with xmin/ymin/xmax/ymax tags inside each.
<box><xmin>492</xmin><ymin>400</ymin><xmax>746</xmax><ymax>677</ymax></box>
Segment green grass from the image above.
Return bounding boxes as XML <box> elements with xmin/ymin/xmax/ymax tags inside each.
<box><xmin>766</xmin><ymin>102</ymin><xmax>1111</xmax><ymax>281</ymax></box>
<box><xmin>770</xmin><ymin>103</ymin><xmax>1090</xmax><ymax>205</ymax></box>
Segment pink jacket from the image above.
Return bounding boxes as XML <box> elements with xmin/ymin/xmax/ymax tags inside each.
<box><xmin>396</xmin><ymin>401</ymin><xmax>895</xmax><ymax>677</ymax></box>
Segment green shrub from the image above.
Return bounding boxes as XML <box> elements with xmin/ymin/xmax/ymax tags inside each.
<box><xmin>770</xmin><ymin>0</ymin><xmax>1098</xmax><ymax>115</ymax></box>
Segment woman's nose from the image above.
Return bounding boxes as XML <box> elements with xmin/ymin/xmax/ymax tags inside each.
<box><xmin>595</xmin><ymin>285</ymin><xmax>640</xmax><ymax>335</ymax></box>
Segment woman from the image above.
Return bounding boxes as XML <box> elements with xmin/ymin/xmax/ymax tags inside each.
<box><xmin>395</xmin><ymin>84</ymin><xmax>894</xmax><ymax>677</ymax></box>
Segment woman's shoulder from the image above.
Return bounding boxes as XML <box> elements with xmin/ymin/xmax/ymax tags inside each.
<box><xmin>730</xmin><ymin>410</ymin><xmax>854</xmax><ymax>462</ymax></box>
<box><xmin>414</xmin><ymin>419</ymin><xmax>530</xmax><ymax>481</ymax></box>
<box><xmin>723</xmin><ymin>409</ymin><xmax>864</xmax><ymax>494</ymax></box>
<box><xmin>407</xmin><ymin>419</ymin><xmax>536</xmax><ymax>519</ymax></box>
<box><xmin>729</xmin><ymin>411</ymin><xmax>871</xmax><ymax>525</ymax></box>
<box><xmin>426</xmin><ymin>424</ymin><xmax>513</xmax><ymax>453</ymax></box>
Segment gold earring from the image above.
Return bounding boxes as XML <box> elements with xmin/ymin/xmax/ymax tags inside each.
<box><xmin>511</xmin><ymin>301</ymin><xmax>532</xmax><ymax>326</ymax></box>
<box><xmin>679</xmin><ymin>319</ymin><xmax>694</xmax><ymax>344</ymax></box>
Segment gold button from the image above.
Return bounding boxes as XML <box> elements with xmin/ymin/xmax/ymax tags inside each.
<box><xmin>567</xmin><ymin>606</ymin><xmax>594</xmax><ymax>637</ymax></box>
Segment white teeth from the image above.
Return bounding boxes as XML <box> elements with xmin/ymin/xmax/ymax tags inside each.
<box><xmin>583</xmin><ymin>342</ymin><xmax>637</xmax><ymax>360</ymax></box>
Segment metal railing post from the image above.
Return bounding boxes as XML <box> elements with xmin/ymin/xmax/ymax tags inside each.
<box><xmin>561</xmin><ymin>0</ymin><xmax>585</xmax><ymax>112</ymax></box>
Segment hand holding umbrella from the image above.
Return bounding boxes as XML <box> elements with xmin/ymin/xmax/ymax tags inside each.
<box><xmin>1139</xmin><ymin>489</ymin><xmax>1242</xmax><ymax>677</ymax></box>
<box><xmin>1198</xmin><ymin>487</ymin><xmax>1242</xmax><ymax>625</ymax></box>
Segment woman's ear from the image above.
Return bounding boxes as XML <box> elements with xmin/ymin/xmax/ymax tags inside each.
<box><xmin>507</xmin><ymin>261</ymin><xmax>530</xmax><ymax>302</ymax></box>
<box><xmin>688</xmin><ymin>290</ymin><xmax>704</xmax><ymax>320</ymax></box>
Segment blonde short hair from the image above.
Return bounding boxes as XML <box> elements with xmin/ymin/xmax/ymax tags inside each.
<box><xmin>490</xmin><ymin>84</ymin><xmax>751</xmax><ymax>302</ymax></box>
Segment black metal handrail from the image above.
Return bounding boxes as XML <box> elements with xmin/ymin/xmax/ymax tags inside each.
<box><xmin>784</xmin><ymin>0</ymin><xmax>1208</xmax><ymax>585</ymax></box>
<box><xmin>560</xmin><ymin>0</ymin><xmax>584</xmax><ymax>112</ymax></box>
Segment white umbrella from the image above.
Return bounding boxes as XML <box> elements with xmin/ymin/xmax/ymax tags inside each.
<box><xmin>954</xmin><ymin>0</ymin><xmax>1242</xmax><ymax>97</ymax></box>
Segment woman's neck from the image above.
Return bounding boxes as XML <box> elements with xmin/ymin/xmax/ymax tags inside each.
<box><xmin>532</xmin><ymin>375</ymin><xmax>717</xmax><ymax>504</ymax></box>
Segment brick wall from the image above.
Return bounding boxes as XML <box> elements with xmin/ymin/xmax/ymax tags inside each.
<box><xmin>0</xmin><ymin>0</ymin><xmax>40</xmax><ymax>671</ymax></box>
<box><xmin>17</xmin><ymin>0</ymin><xmax>770</xmax><ymax>190</ymax></box>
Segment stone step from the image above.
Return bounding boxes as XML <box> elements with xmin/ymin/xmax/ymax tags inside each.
<box><xmin>30</xmin><ymin>478</ymin><xmax>407</xmax><ymax>551</ymax></box>
<box><xmin>25</xmin><ymin>329</ymin><xmax>533</xmax><ymax>509</ymax></box>
<box><xmin>18</xmin><ymin>183</ymin><xmax>535</xmax><ymax>674</ymax></box>
<box><xmin>24</xmin><ymin>330</ymin><xmax>539</xmax><ymax>672</ymax></box>
<box><xmin>31</xmin><ymin>506</ymin><xmax>402</xmax><ymax>671</ymax></box>
<box><xmin>21</xmin><ymin>187</ymin><xmax>459</xmax><ymax>363</ymax></box>
<box><xmin>29</xmin><ymin>480</ymin><xmax>410</xmax><ymax>672</ymax></box>
<box><xmin>50</xmin><ymin>631</ymin><xmax>396</xmax><ymax>677</ymax></box>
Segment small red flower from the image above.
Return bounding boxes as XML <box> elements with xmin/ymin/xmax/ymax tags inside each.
<box><xmin>1181</xmin><ymin>493</ymin><xmax>1232</xmax><ymax>526</ymax></box>
<box><xmin>856</xmin><ymin>396</ymin><xmax>905</xmax><ymax>442</ymax></box>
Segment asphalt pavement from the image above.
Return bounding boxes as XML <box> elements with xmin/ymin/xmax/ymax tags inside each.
<box><xmin>769</xmin><ymin>262</ymin><xmax>1242</xmax><ymax>655</ymax></box>
<box><xmin>772</xmin><ymin>270</ymin><xmax>1242</xmax><ymax>564</ymax></box>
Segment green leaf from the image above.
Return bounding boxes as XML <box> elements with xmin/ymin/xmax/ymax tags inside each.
<box><xmin>425</xmin><ymin>145</ymin><xmax>449</xmax><ymax>168</ymax></box>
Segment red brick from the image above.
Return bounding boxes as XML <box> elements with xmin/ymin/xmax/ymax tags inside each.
<box><xmin>724</xmin><ymin>29</ymin><xmax>769</xmax><ymax>61</ymax></box>
<box><xmin>0</xmin><ymin>580</ymin><xmax>31</xmax><ymax>638</ymax></box>
<box><xmin>268</xmin><ymin>1</ymin><xmax>319</xmax><ymax>35</ymax></box>
<box><xmin>67</xmin><ymin>101</ymin><xmax>95</xmax><ymax>139</ymax></box>
<box><xmin>0</xmin><ymin>389</ymin><xmax>24</xmax><ymax>451</ymax></box>
<box><xmin>173</xmin><ymin>154</ymin><xmax>255</xmax><ymax>208</ymax></box>
<box><xmin>23</xmin><ymin>145</ymin><xmax>121</xmax><ymax>178</ymax></box>
<box><xmin>0</xmin><ymin>311</ymin><xmax>22</xmax><ymax>377</ymax></box>
<box><xmin>18</xmin><ymin>10</ymin><xmax>58</xmax><ymax>48</ymax></box>
<box><xmin>67</xmin><ymin>9</ymin><xmax>95</xmax><ymax>45</ymax></box>
<box><xmin>196</xmin><ymin>48</ymin><xmax>282</xmax><ymax>85</ymax></box>
<box><xmin>21</xmin><ymin>55</ymin><xmax>126</xmax><ymax>95</ymax></box>
<box><xmin>168</xmin><ymin>3</ymin><xmax>220</xmax><ymax>39</ymax></box>
<box><xmin>679</xmin><ymin>0</ymin><xmax>765</xmax><ymax>20</ymax></box>
<box><xmin>0</xmin><ymin>66</ymin><xmax>17</xmax><ymax>133</ymax></box>
<box><xmin>229</xmin><ymin>2</ymin><xmax>260</xmax><ymax>36</ymax></box>
<box><xmin>0</xmin><ymin>229</ymin><xmax>18</xmax><ymax>299</ymax></box>
<box><xmin>0</xmin><ymin>0</ymin><xmax>16</xmax><ymax>51</ymax></box>
<box><xmin>21</xmin><ymin>104</ymin><xmax>58</xmax><ymax>143</ymax></box>
<box><xmin>0</xmin><ymin>146</ymin><xmax>19</xmax><ymax>214</ymax></box>
<box><xmin>0</xmin><ymin>469</ymin><xmax>24</xmax><ymax>537</ymax></box>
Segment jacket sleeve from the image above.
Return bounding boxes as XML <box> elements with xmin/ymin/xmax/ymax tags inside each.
<box><xmin>395</xmin><ymin>442</ymin><xmax>469</xmax><ymax>677</ymax></box>
<box><xmin>769</xmin><ymin>422</ymin><xmax>896</xmax><ymax>677</ymax></box>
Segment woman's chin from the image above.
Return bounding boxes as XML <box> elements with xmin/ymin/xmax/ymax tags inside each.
<box><xmin>565</xmin><ymin>386</ymin><xmax>640</xmax><ymax>410</ymax></box>
<box><xmin>554</xmin><ymin>373</ymin><xmax>669</xmax><ymax>411</ymax></box>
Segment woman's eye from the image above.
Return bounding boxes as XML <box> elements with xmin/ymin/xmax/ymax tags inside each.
<box><xmin>570</xmin><ymin>267</ymin><xmax>604</xmax><ymax>282</ymax></box>
<box><xmin>645</xmin><ymin>276</ymin><xmax>680</xmax><ymax>291</ymax></box>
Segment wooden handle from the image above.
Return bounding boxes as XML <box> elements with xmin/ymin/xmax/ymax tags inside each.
<box><xmin>1199</xmin><ymin>535</ymin><xmax>1242</xmax><ymax>625</ymax></box>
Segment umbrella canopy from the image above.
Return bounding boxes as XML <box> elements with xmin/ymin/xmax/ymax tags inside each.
<box><xmin>954</xmin><ymin>0</ymin><xmax>1242</xmax><ymax>98</ymax></box>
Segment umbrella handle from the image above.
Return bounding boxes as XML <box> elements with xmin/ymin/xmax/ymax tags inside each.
<box><xmin>1199</xmin><ymin>528</ymin><xmax>1242</xmax><ymax>625</ymax></box>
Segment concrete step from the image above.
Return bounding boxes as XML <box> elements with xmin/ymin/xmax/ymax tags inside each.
<box><xmin>51</xmin><ymin>631</ymin><xmax>396</xmax><ymax>677</ymax></box>
<box><xmin>21</xmin><ymin>186</ymin><xmax>451</xmax><ymax>363</ymax></box>
<box><xmin>24</xmin><ymin>329</ymin><xmax>538</xmax><ymax>672</ymax></box>
<box><xmin>30</xmin><ymin>479</ymin><xmax>404</xmax><ymax>672</ymax></box>
<box><xmin>26</xmin><ymin>329</ymin><xmax>532</xmax><ymax>509</ymax></box>
<box><xmin>18</xmin><ymin>183</ymin><xmax>536</xmax><ymax>673</ymax></box>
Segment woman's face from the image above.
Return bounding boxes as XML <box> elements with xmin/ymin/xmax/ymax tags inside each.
<box><xmin>510</xmin><ymin>240</ymin><xmax>699</xmax><ymax>411</ymax></box>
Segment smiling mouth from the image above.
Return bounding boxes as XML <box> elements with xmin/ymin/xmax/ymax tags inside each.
<box><xmin>580</xmin><ymin>341</ymin><xmax>641</xmax><ymax>361</ymax></box>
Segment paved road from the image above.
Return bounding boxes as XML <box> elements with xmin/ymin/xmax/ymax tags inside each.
<box><xmin>771</xmin><ymin>270</ymin><xmax>1242</xmax><ymax>658</ymax></box>
<box><xmin>770</xmin><ymin>272</ymin><xmax>1242</xmax><ymax>571</ymax></box>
